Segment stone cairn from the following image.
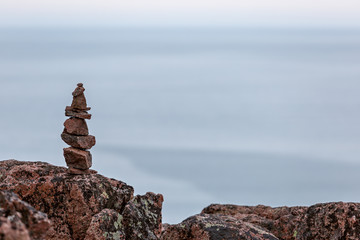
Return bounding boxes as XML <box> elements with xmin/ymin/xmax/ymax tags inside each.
<box><xmin>61</xmin><ymin>83</ymin><xmax>96</xmax><ymax>174</ymax></box>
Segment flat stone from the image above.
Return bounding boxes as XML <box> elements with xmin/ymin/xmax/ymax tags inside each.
<box><xmin>68</xmin><ymin>168</ymin><xmax>98</xmax><ymax>175</ymax></box>
<box><xmin>61</xmin><ymin>132</ymin><xmax>95</xmax><ymax>149</ymax></box>
<box><xmin>63</xmin><ymin>147</ymin><xmax>92</xmax><ymax>170</ymax></box>
<box><xmin>66</xmin><ymin>105</ymin><xmax>91</xmax><ymax>111</ymax></box>
<box><xmin>65</xmin><ymin>110</ymin><xmax>92</xmax><ymax>119</ymax></box>
<box><xmin>65</xmin><ymin>106</ymin><xmax>91</xmax><ymax>119</ymax></box>
<box><xmin>64</xmin><ymin>118</ymin><xmax>89</xmax><ymax>136</ymax></box>
<box><xmin>68</xmin><ymin>167</ymin><xmax>91</xmax><ymax>175</ymax></box>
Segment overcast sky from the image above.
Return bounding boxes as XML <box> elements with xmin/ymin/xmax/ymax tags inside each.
<box><xmin>1</xmin><ymin>0</ymin><xmax>360</xmax><ymax>27</ymax></box>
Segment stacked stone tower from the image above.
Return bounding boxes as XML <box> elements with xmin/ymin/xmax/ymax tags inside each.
<box><xmin>62</xmin><ymin>83</ymin><xmax>96</xmax><ymax>174</ymax></box>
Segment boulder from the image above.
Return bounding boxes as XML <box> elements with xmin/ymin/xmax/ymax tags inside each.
<box><xmin>202</xmin><ymin>203</ymin><xmax>360</xmax><ymax>240</ymax></box>
<box><xmin>0</xmin><ymin>160</ymin><xmax>162</xmax><ymax>240</ymax></box>
<box><xmin>161</xmin><ymin>214</ymin><xmax>279</xmax><ymax>240</ymax></box>
<box><xmin>297</xmin><ymin>202</ymin><xmax>360</xmax><ymax>240</ymax></box>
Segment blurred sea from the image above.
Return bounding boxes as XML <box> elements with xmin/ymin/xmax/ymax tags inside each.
<box><xmin>1</xmin><ymin>27</ymin><xmax>360</xmax><ymax>223</ymax></box>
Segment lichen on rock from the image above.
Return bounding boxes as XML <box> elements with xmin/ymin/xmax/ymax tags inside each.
<box><xmin>84</xmin><ymin>209</ymin><xmax>126</xmax><ymax>240</ymax></box>
<box><xmin>122</xmin><ymin>192</ymin><xmax>164</xmax><ymax>240</ymax></box>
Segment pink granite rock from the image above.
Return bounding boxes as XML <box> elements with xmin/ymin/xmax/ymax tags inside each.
<box><xmin>84</xmin><ymin>209</ymin><xmax>126</xmax><ymax>240</ymax></box>
<box><xmin>0</xmin><ymin>160</ymin><xmax>163</xmax><ymax>240</ymax></box>
<box><xmin>64</xmin><ymin>118</ymin><xmax>89</xmax><ymax>136</ymax></box>
<box><xmin>202</xmin><ymin>203</ymin><xmax>360</xmax><ymax>240</ymax></box>
<box><xmin>70</xmin><ymin>83</ymin><xmax>89</xmax><ymax>110</ymax></box>
<box><xmin>63</xmin><ymin>147</ymin><xmax>92</xmax><ymax>170</ymax></box>
<box><xmin>0</xmin><ymin>160</ymin><xmax>134</xmax><ymax>240</ymax></box>
<box><xmin>68</xmin><ymin>167</ymin><xmax>91</xmax><ymax>175</ymax></box>
<box><xmin>122</xmin><ymin>192</ymin><xmax>164</xmax><ymax>240</ymax></box>
<box><xmin>61</xmin><ymin>132</ymin><xmax>95</xmax><ymax>149</ymax></box>
<box><xmin>63</xmin><ymin>83</ymin><xmax>95</xmax><ymax>173</ymax></box>
<box><xmin>0</xmin><ymin>190</ymin><xmax>51</xmax><ymax>240</ymax></box>
<box><xmin>161</xmin><ymin>214</ymin><xmax>279</xmax><ymax>240</ymax></box>
<box><xmin>65</xmin><ymin>107</ymin><xmax>92</xmax><ymax>119</ymax></box>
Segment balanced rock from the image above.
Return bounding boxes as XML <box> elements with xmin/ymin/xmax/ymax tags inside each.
<box><xmin>62</xmin><ymin>83</ymin><xmax>95</xmax><ymax>174</ymax></box>
<box><xmin>71</xmin><ymin>83</ymin><xmax>90</xmax><ymax>110</ymax></box>
<box><xmin>64</xmin><ymin>118</ymin><xmax>88</xmax><ymax>135</ymax></box>
<box><xmin>61</xmin><ymin>131</ymin><xmax>95</xmax><ymax>149</ymax></box>
<box><xmin>65</xmin><ymin>106</ymin><xmax>91</xmax><ymax>119</ymax></box>
<box><xmin>64</xmin><ymin>147</ymin><xmax>92</xmax><ymax>170</ymax></box>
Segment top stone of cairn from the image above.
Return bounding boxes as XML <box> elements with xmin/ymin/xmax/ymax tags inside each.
<box><xmin>65</xmin><ymin>83</ymin><xmax>92</xmax><ymax>119</ymax></box>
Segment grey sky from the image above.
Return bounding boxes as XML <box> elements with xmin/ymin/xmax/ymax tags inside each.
<box><xmin>1</xmin><ymin>0</ymin><xmax>360</xmax><ymax>27</ymax></box>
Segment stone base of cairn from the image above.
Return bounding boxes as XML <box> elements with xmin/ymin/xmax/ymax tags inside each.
<box><xmin>62</xmin><ymin>83</ymin><xmax>96</xmax><ymax>174</ymax></box>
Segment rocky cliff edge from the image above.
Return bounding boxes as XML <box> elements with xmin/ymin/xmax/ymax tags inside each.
<box><xmin>0</xmin><ymin>160</ymin><xmax>163</xmax><ymax>240</ymax></box>
<box><xmin>2</xmin><ymin>160</ymin><xmax>360</xmax><ymax>240</ymax></box>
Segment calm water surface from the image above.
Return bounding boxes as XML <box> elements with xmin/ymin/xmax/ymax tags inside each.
<box><xmin>1</xmin><ymin>28</ymin><xmax>360</xmax><ymax>223</ymax></box>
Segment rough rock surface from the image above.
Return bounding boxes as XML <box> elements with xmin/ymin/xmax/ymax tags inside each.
<box><xmin>65</xmin><ymin>109</ymin><xmax>91</xmax><ymax>119</ymax></box>
<box><xmin>70</xmin><ymin>83</ymin><xmax>88</xmax><ymax>110</ymax></box>
<box><xmin>3</xmin><ymin>159</ymin><xmax>360</xmax><ymax>240</ymax></box>
<box><xmin>84</xmin><ymin>209</ymin><xmax>125</xmax><ymax>240</ymax></box>
<box><xmin>63</xmin><ymin>147</ymin><xmax>92</xmax><ymax>170</ymax></box>
<box><xmin>0</xmin><ymin>190</ymin><xmax>51</xmax><ymax>240</ymax></box>
<box><xmin>202</xmin><ymin>203</ymin><xmax>360</xmax><ymax>240</ymax></box>
<box><xmin>68</xmin><ymin>167</ymin><xmax>92</xmax><ymax>175</ymax></box>
<box><xmin>64</xmin><ymin>118</ymin><xmax>89</xmax><ymax>136</ymax></box>
<box><xmin>161</xmin><ymin>214</ymin><xmax>279</xmax><ymax>240</ymax></box>
<box><xmin>0</xmin><ymin>160</ymin><xmax>163</xmax><ymax>240</ymax></box>
<box><xmin>122</xmin><ymin>192</ymin><xmax>164</xmax><ymax>240</ymax></box>
<box><xmin>61</xmin><ymin>132</ymin><xmax>96</xmax><ymax>149</ymax></box>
